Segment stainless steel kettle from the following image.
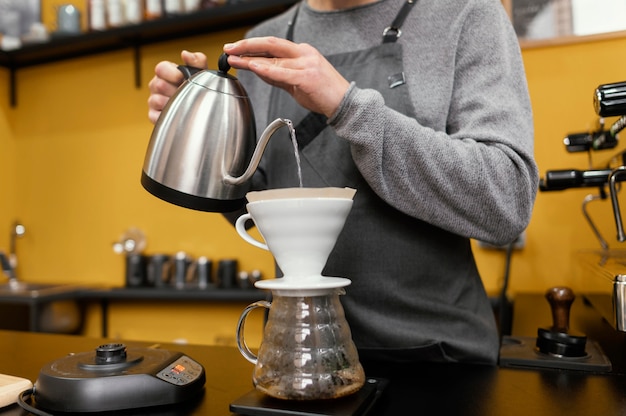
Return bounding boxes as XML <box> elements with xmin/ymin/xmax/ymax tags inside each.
<box><xmin>141</xmin><ymin>53</ymin><xmax>292</xmax><ymax>212</ymax></box>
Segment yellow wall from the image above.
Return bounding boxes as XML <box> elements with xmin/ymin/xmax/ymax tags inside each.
<box><xmin>474</xmin><ymin>35</ymin><xmax>626</xmax><ymax>296</ymax></box>
<box><xmin>9</xmin><ymin>35</ymin><xmax>276</xmax><ymax>285</ymax></box>
<box><xmin>0</xmin><ymin>77</ymin><xmax>16</xmax><ymax>250</ymax></box>
<box><xmin>2</xmin><ymin>1</ymin><xmax>271</xmax><ymax>346</ymax></box>
<box><xmin>2</xmin><ymin>1</ymin><xmax>626</xmax><ymax>345</ymax></box>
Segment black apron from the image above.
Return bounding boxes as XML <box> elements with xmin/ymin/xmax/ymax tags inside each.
<box><xmin>255</xmin><ymin>0</ymin><xmax>498</xmax><ymax>364</ymax></box>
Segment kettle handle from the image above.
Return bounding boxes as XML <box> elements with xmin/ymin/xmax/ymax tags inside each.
<box><xmin>176</xmin><ymin>65</ymin><xmax>203</xmax><ymax>80</ymax></box>
<box><xmin>236</xmin><ymin>300</ymin><xmax>271</xmax><ymax>365</ymax></box>
<box><xmin>177</xmin><ymin>53</ymin><xmax>231</xmax><ymax>79</ymax></box>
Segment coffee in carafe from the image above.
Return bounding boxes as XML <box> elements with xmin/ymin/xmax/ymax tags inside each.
<box><xmin>235</xmin><ymin>188</ymin><xmax>365</xmax><ymax>400</ymax></box>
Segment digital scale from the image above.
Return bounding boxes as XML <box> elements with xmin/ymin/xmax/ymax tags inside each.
<box><xmin>230</xmin><ymin>378</ymin><xmax>388</xmax><ymax>416</ymax></box>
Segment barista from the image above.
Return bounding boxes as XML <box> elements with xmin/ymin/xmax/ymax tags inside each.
<box><xmin>147</xmin><ymin>0</ymin><xmax>539</xmax><ymax>365</ymax></box>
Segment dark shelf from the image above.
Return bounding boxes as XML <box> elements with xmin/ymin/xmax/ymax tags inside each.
<box><xmin>0</xmin><ymin>0</ymin><xmax>297</xmax><ymax>106</ymax></box>
<box><xmin>79</xmin><ymin>286</ymin><xmax>269</xmax><ymax>337</ymax></box>
<box><xmin>81</xmin><ymin>286</ymin><xmax>267</xmax><ymax>302</ymax></box>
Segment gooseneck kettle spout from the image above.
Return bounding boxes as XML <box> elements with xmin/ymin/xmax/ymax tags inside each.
<box><xmin>223</xmin><ymin>117</ymin><xmax>293</xmax><ymax>185</ymax></box>
<box><xmin>141</xmin><ymin>53</ymin><xmax>292</xmax><ymax>212</ymax></box>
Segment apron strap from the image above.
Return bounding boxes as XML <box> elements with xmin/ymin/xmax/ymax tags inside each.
<box><xmin>286</xmin><ymin>3</ymin><xmax>301</xmax><ymax>42</ymax></box>
<box><xmin>294</xmin><ymin>112</ymin><xmax>327</xmax><ymax>150</ymax></box>
<box><xmin>288</xmin><ymin>1</ymin><xmax>418</xmax><ymax>44</ymax></box>
<box><xmin>383</xmin><ymin>0</ymin><xmax>418</xmax><ymax>43</ymax></box>
<box><xmin>284</xmin><ymin>0</ymin><xmax>419</xmax><ymax>147</ymax></box>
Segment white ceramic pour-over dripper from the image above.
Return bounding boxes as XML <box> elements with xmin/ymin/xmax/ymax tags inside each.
<box><xmin>235</xmin><ymin>188</ymin><xmax>355</xmax><ymax>292</ymax></box>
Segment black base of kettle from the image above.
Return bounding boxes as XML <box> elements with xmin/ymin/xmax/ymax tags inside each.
<box><xmin>141</xmin><ymin>171</ymin><xmax>246</xmax><ymax>212</ymax></box>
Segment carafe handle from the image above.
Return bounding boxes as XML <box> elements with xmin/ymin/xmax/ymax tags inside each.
<box><xmin>235</xmin><ymin>214</ymin><xmax>269</xmax><ymax>250</ymax></box>
<box><xmin>236</xmin><ymin>301</ymin><xmax>271</xmax><ymax>364</ymax></box>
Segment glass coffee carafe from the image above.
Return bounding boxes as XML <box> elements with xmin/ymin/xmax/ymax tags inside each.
<box><xmin>235</xmin><ymin>188</ymin><xmax>365</xmax><ymax>400</ymax></box>
<box><xmin>237</xmin><ymin>288</ymin><xmax>364</xmax><ymax>400</ymax></box>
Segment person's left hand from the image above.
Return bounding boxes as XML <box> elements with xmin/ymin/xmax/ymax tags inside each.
<box><xmin>224</xmin><ymin>37</ymin><xmax>350</xmax><ymax>119</ymax></box>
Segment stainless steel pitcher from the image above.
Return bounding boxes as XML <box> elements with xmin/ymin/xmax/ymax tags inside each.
<box><xmin>141</xmin><ymin>53</ymin><xmax>291</xmax><ymax>212</ymax></box>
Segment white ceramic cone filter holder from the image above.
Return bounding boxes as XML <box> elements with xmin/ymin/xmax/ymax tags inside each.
<box><xmin>235</xmin><ymin>187</ymin><xmax>356</xmax><ymax>295</ymax></box>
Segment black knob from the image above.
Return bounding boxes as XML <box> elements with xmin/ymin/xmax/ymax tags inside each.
<box><xmin>95</xmin><ymin>343</ymin><xmax>127</xmax><ymax>364</ymax></box>
<box><xmin>218</xmin><ymin>53</ymin><xmax>231</xmax><ymax>75</ymax></box>
<box><xmin>595</xmin><ymin>81</ymin><xmax>626</xmax><ymax>117</ymax></box>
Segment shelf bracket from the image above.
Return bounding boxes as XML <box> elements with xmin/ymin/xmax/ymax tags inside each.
<box><xmin>133</xmin><ymin>44</ymin><xmax>141</xmax><ymax>89</ymax></box>
<box><xmin>9</xmin><ymin>67</ymin><xmax>16</xmax><ymax>107</ymax></box>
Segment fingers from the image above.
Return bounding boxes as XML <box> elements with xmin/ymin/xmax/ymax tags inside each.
<box><xmin>148</xmin><ymin>108</ymin><xmax>161</xmax><ymax>124</ymax></box>
<box><xmin>223</xmin><ymin>37</ymin><xmax>348</xmax><ymax>118</ymax></box>
<box><xmin>224</xmin><ymin>38</ymin><xmax>311</xmax><ymax>83</ymax></box>
<box><xmin>147</xmin><ymin>63</ymin><xmax>181</xmax><ymax>124</ymax></box>
<box><xmin>181</xmin><ymin>50</ymin><xmax>208</xmax><ymax>69</ymax></box>
<box><xmin>147</xmin><ymin>93</ymin><xmax>171</xmax><ymax>124</ymax></box>
<box><xmin>149</xmin><ymin>50</ymin><xmax>207</xmax><ymax>95</ymax></box>
<box><xmin>147</xmin><ymin>50</ymin><xmax>206</xmax><ymax>124</ymax></box>
<box><xmin>151</xmin><ymin>61</ymin><xmax>183</xmax><ymax>92</ymax></box>
<box><xmin>224</xmin><ymin>37</ymin><xmax>299</xmax><ymax>60</ymax></box>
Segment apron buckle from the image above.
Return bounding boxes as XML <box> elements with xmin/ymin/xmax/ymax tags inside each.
<box><xmin>383</xmin><ymin>26</ymin><xmax>402</xmax><ymax>40</ymax></box>
<box><xmin>388</xmin><ymin>72</ymin><xmax>406</xmax><ymax>89</ymax></box>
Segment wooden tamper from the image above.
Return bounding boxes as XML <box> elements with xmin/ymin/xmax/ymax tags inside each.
<box><xmin>535</xmin><ymin>287</ymin><xmax>588</xmax><ymax>357</ymax></box>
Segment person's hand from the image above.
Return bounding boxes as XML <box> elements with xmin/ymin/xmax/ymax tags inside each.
<box><xmin>147</xmin><ymin>50</ymin><xmax>208</xmax><ymax>124</ymax></box>
<box><xmin>224</xmin><ymin>37</ymin><xmax>350</xmax><ymax>119</ymax></box>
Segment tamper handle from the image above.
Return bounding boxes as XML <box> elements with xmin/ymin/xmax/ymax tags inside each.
<box><xmin>545</xmin><ymin>287</ymin><xmax>575</xmax><ymax>333</ymax></box>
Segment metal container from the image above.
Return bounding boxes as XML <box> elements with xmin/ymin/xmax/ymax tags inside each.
<box><xmin>577</xmin><ymin>249</ymin><xmax>626</xmax><ymax>331</ymax></box>
<box><xmin>141</xmin><ymin>54</ymin><xmax>291</xmax><ymax>212</ymax></box>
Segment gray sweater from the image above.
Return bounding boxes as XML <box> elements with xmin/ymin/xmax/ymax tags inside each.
<box><xmin>237</xmin><ymin>0</ymin><xmax>538</xmax><ymax>364</ymax></box>
<box><xmin>240</xmin><ymin>0</ymin><xmax>538</xmax><ymax>245</ymax></box>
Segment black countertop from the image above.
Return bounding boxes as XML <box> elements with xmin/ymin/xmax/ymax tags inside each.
<box><xmin>0</xmin><ymin>293</ymin><xmax>625</xmax><ymax>415</ymax></box>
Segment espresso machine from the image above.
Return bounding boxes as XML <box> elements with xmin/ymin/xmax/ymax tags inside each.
<box><xmin>540</xmin><ymin>81</ymin><xmax>626</xmax><ymax>332</ymax></box>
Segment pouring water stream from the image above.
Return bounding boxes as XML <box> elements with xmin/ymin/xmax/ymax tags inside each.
<box><xmin>287</xmin><ymin>123</ymin><xmax>303</xmax><ymax>188</ymax></box>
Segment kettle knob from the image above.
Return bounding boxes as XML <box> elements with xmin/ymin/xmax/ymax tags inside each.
<box><xmin>176</xmin><ymin>53</ymin><xmax>230</xmax><ymax>80</ymax></box>
<box><xmin>218</xmin><ymin>53</ymin><xmax>230</xmax><ymax>75</ymax></box>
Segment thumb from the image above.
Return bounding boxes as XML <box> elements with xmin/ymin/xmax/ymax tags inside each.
<box><xmin>181</xmin><ymin>50</ymin><xmax>208</xmax><ymax>69</ymax></box>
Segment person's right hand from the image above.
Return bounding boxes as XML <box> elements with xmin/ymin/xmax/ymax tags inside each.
<box><xmin>147</xmin><ymin>50</ymin><xmax>208</xmax><ymax>124</ymax></box>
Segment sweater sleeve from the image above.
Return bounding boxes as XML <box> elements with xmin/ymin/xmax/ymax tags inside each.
<box><xmin>330</xmin><ymin>0</ymin><xmax>538</xmax><ymax>246</ymax></box>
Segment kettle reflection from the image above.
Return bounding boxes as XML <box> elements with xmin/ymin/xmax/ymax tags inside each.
<box><xmin>141</xmin><ymin>53</ymin><xmax>293</xmax><ymax>212</ymax></box>
<box><xmin>236</xmin><ymin>289</ymin><xmax>365</xmax><ymax>400</ymax></box>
